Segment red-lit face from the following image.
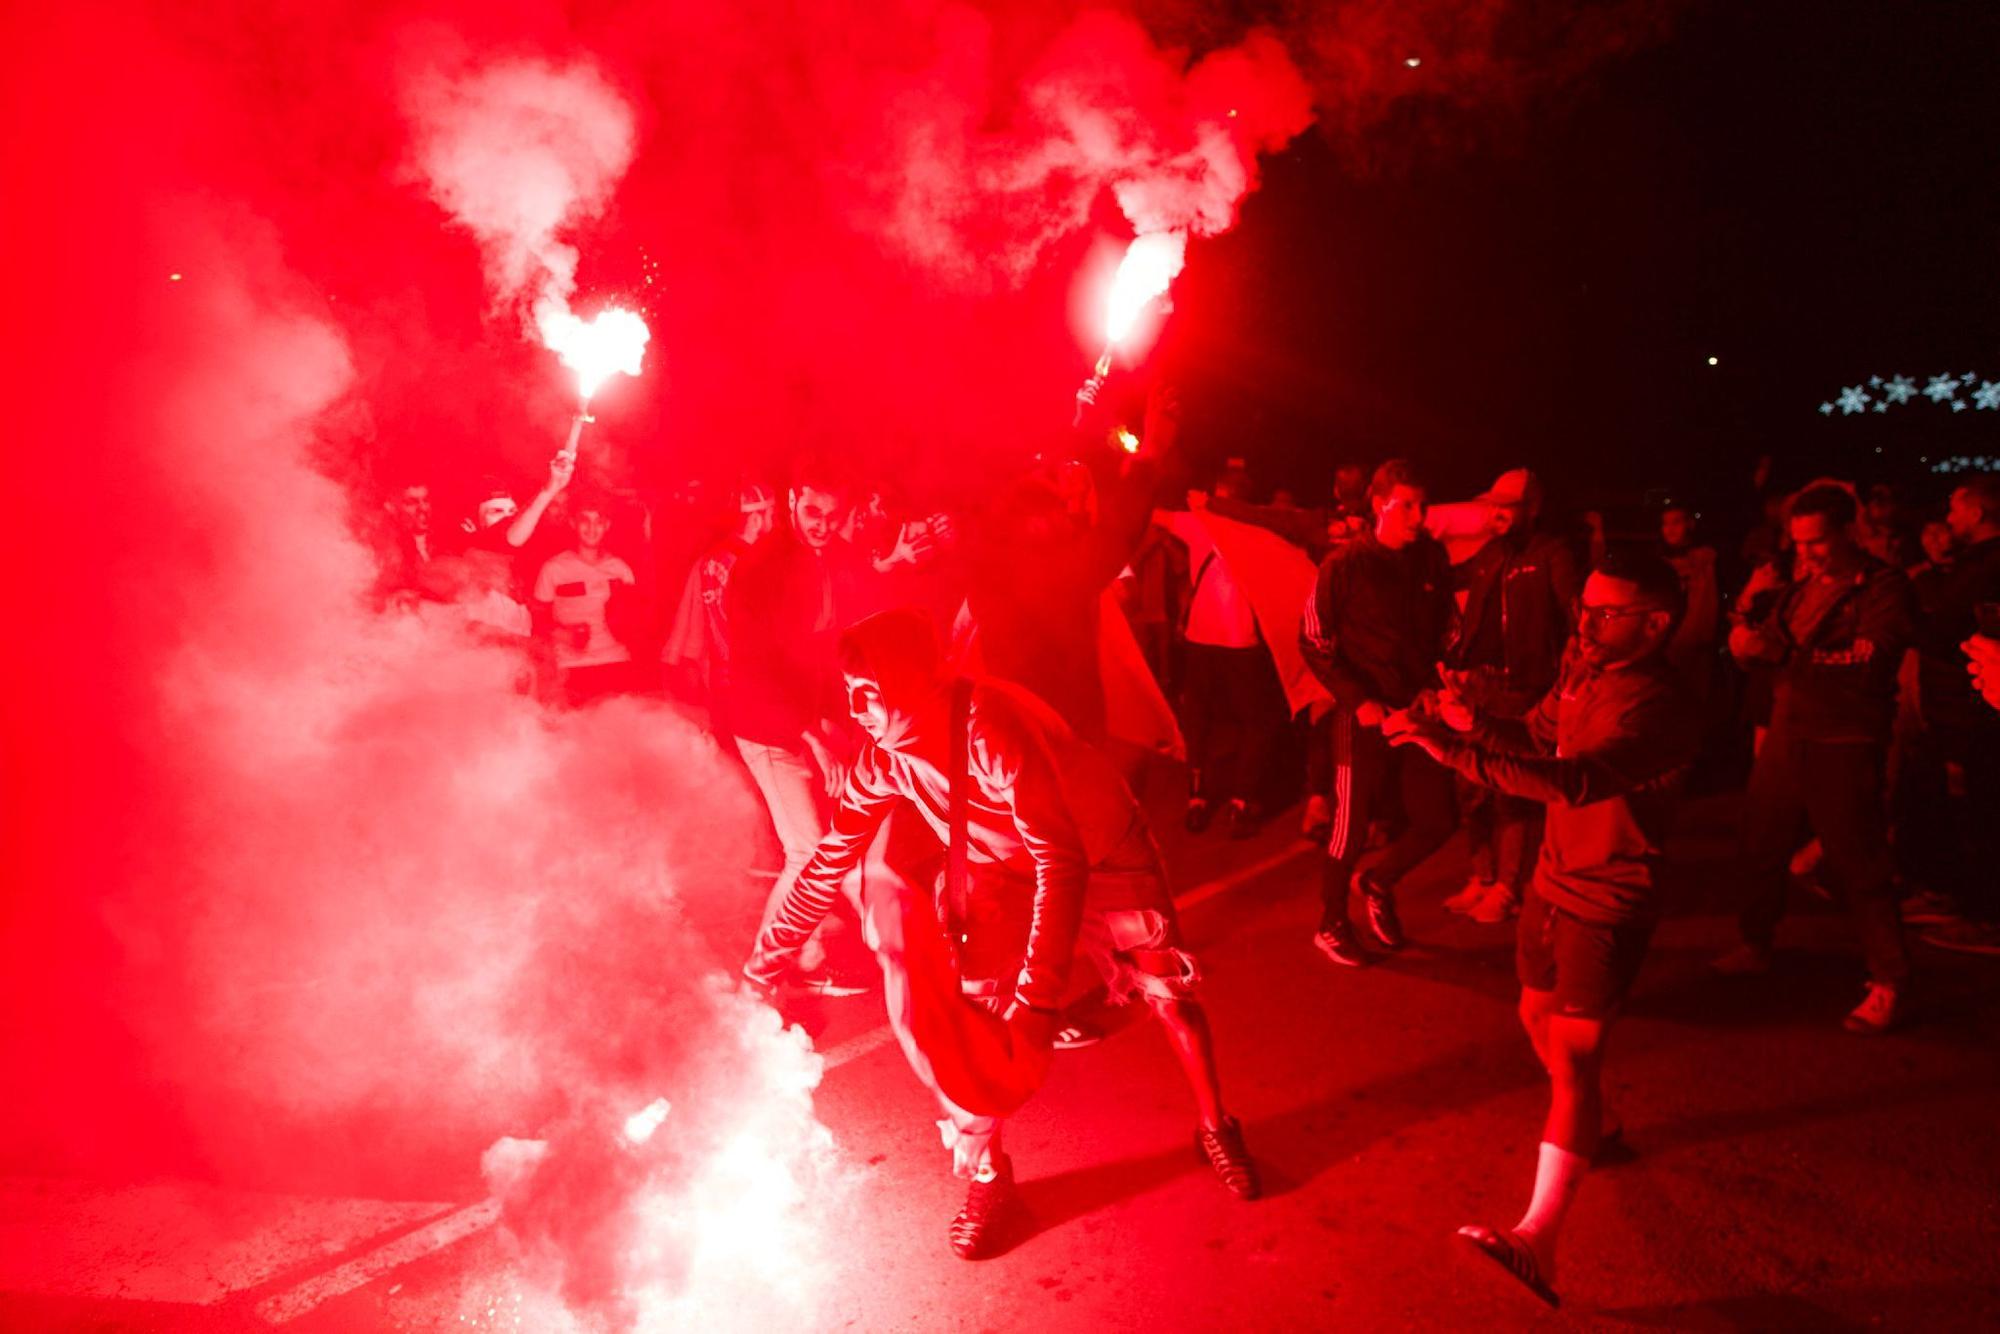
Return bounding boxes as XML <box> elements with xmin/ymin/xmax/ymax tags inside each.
<box><xmin>1948</xmin><ymin>487</ymin><xmax>1988</xmax><ymax>543</ymax></box>
<box><xmin>477</xmin><ymin>495</ymin><xmax>518</xmax><ymax>529</ymax></box>
<box><xmin>1660</xmin><ymin>508</ymin><xmax>1692</xmax><ymax>548</ymax></box>
<box><xmin>1789</xmin><ymin>512</ymin><xmax>1849</xmax><ymax>579</ymax></box>
<box><xmin>1374</xmin><ymin>484</ymin><xmax>1426</xmax><ymax>548</ymax></box>
<box><xmin>1577</xmin><ymin>572</ymin><xmax>1669</xmax><ymax>668</ymax></box>
<box><xmin>1921</xmin><ymin>521</ymin><xmax>1955</xmax><ymax>565</ymax></box>
<box><xmin>575</xmin><ymin>509</ymin><xmax>610</xmax><ymax>549</ymax></box>
<box><xmin>843</xmin><ymin>672</ymin><xmax>890</xmax><ymax>741</ymax></box>
<box><xmin>392</xmin><ymin>485</ymin><xmax>430</xmax><ymax>535</ymax></box>
<box><xmin>791</xmin><ymin>486</ymin><xmax>843</xmax><ymax>549</ymax></box>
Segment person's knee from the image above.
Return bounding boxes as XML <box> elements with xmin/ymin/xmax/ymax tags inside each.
<box><xmin>1544</xmin><ymin>1021</ymin><xmax>1606</xmax><ymax>1087</ymax></box>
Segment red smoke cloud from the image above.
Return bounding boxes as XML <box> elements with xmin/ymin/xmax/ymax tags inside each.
<box><xmin>0</xmin><ymin>0</ymin><xmax>1680</xmax><ymax>1322</ymax></box>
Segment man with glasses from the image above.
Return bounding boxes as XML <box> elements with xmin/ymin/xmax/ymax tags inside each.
<box><xmin>1385</xmin><ymin>549</ymin><xmax>1695</xmax><ymax>1309</ymax></box>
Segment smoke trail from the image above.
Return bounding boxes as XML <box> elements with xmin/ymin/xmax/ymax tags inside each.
<box><xmin>832</xmin><ymin>12</ymin><xmax>1315</xmax><ymax>291</ymax></box>
<box><xmin>2</xmin><ymin>9</ymin><xmax>848</xmax><ymax>1326</ymax></box>
<box><xmin>401</xmin><ymin>49</ymin><xmax>638</xmax><ymax>343</ymax></box>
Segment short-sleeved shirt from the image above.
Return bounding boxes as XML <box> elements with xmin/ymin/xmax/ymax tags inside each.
<box><xmin>533</xmin><ymin>549</ymin><xmax>635</xmax><ymax>668</ymax></box>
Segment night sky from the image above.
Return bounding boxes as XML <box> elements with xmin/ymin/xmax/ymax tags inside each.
<box><xmin>1168</xmin><ymin>0</ymin><xmax>2000</xmax><ymax>513</ymax></box>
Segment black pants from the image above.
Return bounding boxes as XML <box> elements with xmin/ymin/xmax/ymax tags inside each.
<box><xmin>1740</xmin><ymin>735</ymin><xmax>1909</xmax><ymax>984</ymax></box>
<box><xmin>1318</xmin><ymin>711</ymin><xmax>1456</xmax><ymax>925</ymax></box>
<box><xmin>1926</xmin><ymin>715</ymin><xmax>2000</xmax><ymax>921</ymax></box>
<box><xmin>1181</xmin><ymin>642</ymin><xmax>1284</xmax><ymax>806</ymax></box>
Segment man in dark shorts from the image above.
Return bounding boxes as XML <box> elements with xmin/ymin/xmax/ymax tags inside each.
<box><xmin>1386</xmin><ymin>549</ymin><xmax>1695</xmax><ymax>1308</ymax></box>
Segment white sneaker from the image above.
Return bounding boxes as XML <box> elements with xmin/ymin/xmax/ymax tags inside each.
<box><xmin>1467</xmin><ymin>882</ymin><xmax>1520</xmax><ymax>925</ymax></box>
<box><xmin>1843</xmin><ymin>982</ymin><xmax>1900</xmax><ymax>1035</ymax></box>
<box><xmin>1444</xmin><ymin>877</ymin><xmax>1496</xmax><ymax>916</ymax></box>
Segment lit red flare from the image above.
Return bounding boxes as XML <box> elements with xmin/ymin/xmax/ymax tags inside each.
<box><xmin>539</xmin><ymin>304</ymin><xmax>651</xmax><ymax>403</ymax></box>
<box><xmin>1104</xmin><ymin>231</ymin><xmax>1186</xmax><ymax>348</ymax></box>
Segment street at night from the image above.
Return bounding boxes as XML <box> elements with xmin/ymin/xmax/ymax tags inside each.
<box><xmin>6</xmin><ymin>781</ymin><xmax>1998</xmax><ymax>1329</ymax></box>
<box><xmin>7</xmin><ymin>0</ymin><xmax>2000</xmax><ymax>1330</ymax></box>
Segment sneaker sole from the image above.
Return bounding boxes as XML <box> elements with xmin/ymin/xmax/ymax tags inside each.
<box><xmin>1313</xmin><ymin>938</ymin><xmax>1368</xmax><ymax>968</ymax></box>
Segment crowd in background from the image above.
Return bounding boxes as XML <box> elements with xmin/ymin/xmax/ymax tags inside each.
<box><xmin>365</xmin><ymin>387</ymin><xmax>2000</xmax><ymax>1018</ymax></box>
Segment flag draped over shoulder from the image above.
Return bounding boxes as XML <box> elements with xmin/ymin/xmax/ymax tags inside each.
<box><xmin>1186</xmin><ymin>510</ymin><xmax>1334</xmax><ymax>720</ymax></box>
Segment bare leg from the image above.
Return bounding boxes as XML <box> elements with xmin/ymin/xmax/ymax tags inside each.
<box><xmin>1517</xmin><ymin>986</ymin><xmax>1556</xmax><ymax>1074</ymax></box>
<box><xmin>1149</xmin><ymin>996</ymin><xmax>1225</xmax><ymax>1130</ymax></box>
<box><xmin>1540</xmin><ymin>1014</ymin><xmax>1608</xmax><ymax>1159</ymax></box>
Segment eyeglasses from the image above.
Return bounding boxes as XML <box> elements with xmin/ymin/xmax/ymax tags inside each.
<box><xmin>1576</xmin><ymin>602</ymin><xmax>1656</xmax><ymax>628</ymax></box>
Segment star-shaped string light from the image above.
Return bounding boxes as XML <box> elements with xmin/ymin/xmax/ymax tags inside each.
<box><xmin>1817</xmin><ymin>370</ymin><xmax>1998</xmax><ymax>417</ymax></box>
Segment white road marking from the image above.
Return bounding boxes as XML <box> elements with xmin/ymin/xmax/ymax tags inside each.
<box><xmin>255</xmin><ymin>1198</ymin><xmax>502</xmax><ymax>1325</ymax></box>
<box><xmin>821</xmin><ymin>1026</ymin><xmax>899</xmax><ymax>1070</ymax></box>
<box><xmin>1171</xmin><ymin>842</ymin><xmax>1311</xmax><ymax>912</ymax></box>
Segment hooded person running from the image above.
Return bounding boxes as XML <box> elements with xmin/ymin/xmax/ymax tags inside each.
<box><xmin>744</xmin><ymin>608</ymin><xmax>1257</xmax><ymax>1259</ymax></box>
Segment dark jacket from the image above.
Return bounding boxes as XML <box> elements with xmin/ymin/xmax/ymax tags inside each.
<box><xmin>969</xmin><ymin>456</ymin><xmax>1157</xmax><ymax>743</ymax></box>
<box><xmin>1915</xmin><ymin>535</ymin><xmax>2000</xmax><ymax>731</ymax></box>
<box><xmin>749</xmin><ymin>610</ymin><xmax>1161</xmax><ymax>1011</ymax></box>
<box><xmin>1445</xmin><ymin>527</ymin><xmax>1580</xmax><ymax>715</ymax></box>
<box><xmin>1304</xmin><ymin>531</ymin><xmax>1454</xmax><ymax>711</ymax></box>
<box><xmin>1434</xmin><ymin>643</ymin><xmax>1697</xmax><ymax>925</ymax></box>
<box><xmin>721</xmin><ymin>530</ymin><xmax>875</xmax><ymax>746</ymax></box>
<box><xmin>1734</xmin><ymin>556</ymin><xmax>1915</xmax><ymax>744</ymax></box>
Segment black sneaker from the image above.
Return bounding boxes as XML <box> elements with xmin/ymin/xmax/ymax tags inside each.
<box><xmin>948</xmin><ymin>1154</ymin><xmax>1016</xmax><ymax>1259</ymax></box>
<box><xmin>1183</xmin><ymin>798</ymin><xmax>1216</xmax><ymax>834</ymax></box>
<box><xmin>1194</xmin><ymin>1116</ymin><xmax>1260</xmax><ymax>1199</ymax></box>
<box><xmin>1359</xmin><ymin>877</ymin><xmax>1405</xmax><ymax>951</ymax></box>
<box><xmin>1226</xmin><ymin>799</ymin><xmax>1262</xmax><ymax>840</ymax></box>
<box><xmin>1313</xmin><ymin>922</ymin><xmax>1368</xmax><ymax>967</ymax></box>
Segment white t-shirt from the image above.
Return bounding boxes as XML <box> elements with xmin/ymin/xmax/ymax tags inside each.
<box><xmin>1161</xmin><ymin>511</ymin><xmax>1259</xmax><ymax>649</ymax></box>
<box><xmin>533</xmin><ymin>549</ymin><xmax>636</xmax><ymax>668</ymax></box>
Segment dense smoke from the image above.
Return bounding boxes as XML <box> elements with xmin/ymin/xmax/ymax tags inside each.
<box><xmin>402</xmin><ymin>50</ymin><xmax>639</xmax><ymax>345</ymax></box>
<box><xmin>0</xmin><ymin>0</ymin><xmax>1680</xmax><ymax>1324</ymax></box>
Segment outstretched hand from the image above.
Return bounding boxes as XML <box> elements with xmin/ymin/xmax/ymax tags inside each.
<box><xmin>1382</xmin><ymin>708</ymin><xmax>1448</xmax><ymax>761</ymax></box>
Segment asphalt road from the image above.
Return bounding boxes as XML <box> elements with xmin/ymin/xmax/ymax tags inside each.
<box><xmin>7</xmin><ymin>777</ymin><xmax>1999</xmax><ymax>1332</ymax></box>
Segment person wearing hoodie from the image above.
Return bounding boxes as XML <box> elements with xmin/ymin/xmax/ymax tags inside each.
<box><xmin>744</xmin><ymin>608</ymin><xmax>1257</xmax><ymax>1260</ymax></box>
<box><xmin>1438</xmin><ymin>469</ymin><xmax>1580</xmax><ymax>925</ymax></box>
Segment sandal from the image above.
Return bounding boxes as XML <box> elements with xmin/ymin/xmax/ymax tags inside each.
<box><xmin>1456</xmin><ymin>1224</ymin><xmax>1559</xmax><ymax>1308</ymax></box>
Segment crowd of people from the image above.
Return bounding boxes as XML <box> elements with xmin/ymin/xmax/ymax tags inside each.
<box><xmin>367</xmin><ymin>387</ymin><xmax>2000</xmax><ymax>1303</ymax></box>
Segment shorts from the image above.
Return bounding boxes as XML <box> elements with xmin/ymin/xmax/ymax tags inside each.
<box><xmin>953</xmin><ymin>860</ymin><xmax>1201</xmax><ymax>1008</ymax></box>
<box><xmin>1076</xmin><ymin>905</ymin><xmax>1201</xmax><ymax>1006</ymax></box>
<box><xmin>1515</xmin><ymin>890</ymin><xmax>1653</xmax><ymax>1019</ymax></box>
